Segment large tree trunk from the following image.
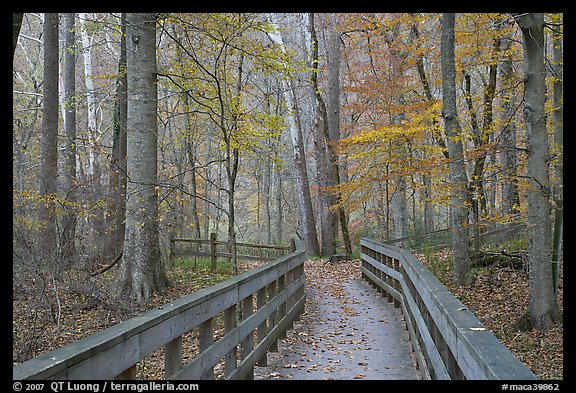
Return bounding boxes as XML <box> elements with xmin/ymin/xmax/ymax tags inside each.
<box><xmin>308</xmin><ymin>13</ymin><xmax>337</xmax><ymax>257</ymax></box>
<box><xmin>441</xmin><ymin>13</ymin><xmax>470</xmax><ymax>286</ymax></box>
<box><xmin>269</xmin><ymin>14</ymin><xmax>320</xmax><ymax>256</ymax></box>
<box><xmin>513</xmin><ymin>12</ymin><xmax>560</xmax><ymax>330</ymax></box>
<box><xmin>39</xmin><ymin>13</ymin><xmax>59</xmax><ymax>261</ymax></box>
<box><xmin>115</xmin><ymin>13</ymin><xmax>168</xmax><ymax>303</ymax></box>
<box><xmin>287</xmin><ymin>79</ymin><xmax>321</xmax><ymax>257</ymax></box>
<box><xmin>326</xmin><ymin>13</ymin><xmax>352</xmax><ymax>255</ymax></box>
<box><xmin>61</xmin><ymin>13</ymin><xmax>77</xmax><ymax>266</ymax></box>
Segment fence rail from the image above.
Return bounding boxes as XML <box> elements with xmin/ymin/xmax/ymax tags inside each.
<box><xmin>170</xmin><ymin>234</ymin><xmax>296</xmax><ymax>270</ymax></box>
<box><xmin>386</xmin><ymin>223</ymin><xmax>525</xmax><ymax>250</ymax></box>
<box><xmin>360</xmin><ymin>237</ymin><xmax>536</xmax><ymax>380</ymax></box>
<box><xmin>13</xmin><ymin>249</ymin><xmax>306</xmax><ymax>380</ymax></box>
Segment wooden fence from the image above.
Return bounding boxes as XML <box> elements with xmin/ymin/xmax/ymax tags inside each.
<box><xmin>13</xmin><ymin>249</ymin><xmax>306</xmax><ymax>380</ymax></box>
<box><xmin>360</xmin><ymin>237</ymin><xmax>536</xmax><ymax>380</ymax></box>
<box><xmin>170</xmin><ymin>233</ymin><xmax>296</xmax><ymax>270</ymax></box>
<box><xmin>386</xmin><ymin>223</ymin><xmax>525</xmax><ymax>250</ymax></box>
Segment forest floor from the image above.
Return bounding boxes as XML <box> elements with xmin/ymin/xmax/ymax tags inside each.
<box><xmin>13</xmin><ymin>251</ymin><xmax>563</xmax><ymax>380</ymax></box>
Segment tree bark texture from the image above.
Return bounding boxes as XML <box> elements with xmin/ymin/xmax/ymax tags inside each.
<box><xmin>308</xmin><ymin>13</ymin><xmax>337</xmax><ymax>257</ymax></box>
<box><xmin>269</xmin><ymin>14</ymin><xmax>320</xmax><ymax>256</ymax></box>
<box><xmin>327</xmin><ymin>13</ymin><xmax>352</xmax><ymax>255</ymax></box>
<box><xmin>116</xmin><ymin>13</ymin><xmax>168</xmax><ymax>302</ymax></box>
<box><xmin>551</xmin><ymin>15</ymin><xmax>563</xmax><ymax>295</ymax></box>
<box><xmin>109</xmin><ymin>13</ymin><xmax>128</xmax><ymax>259</ymax></box>
<box><xmin>61</xmin><ymin>13</ymin><xmax>77</xmax><ymax>265</ymax></box>
<box><xmin>499</xmin><ymin>31</ymin><xmax>520</xmax><ymax>220</ymax></box>
<box><xmin>39</xmin><ymin>13</ymin><xmax>59</xmax><ymax>259</ymax></box>
<box><xmin>514</xmin><ymin>12</ymin><xmax>559</xmax><ymax>330</ymax></box>
<box><xmin>441</xmin><ymin>13</ymin><xmax>470</xmax><ymax>285</ymax></box>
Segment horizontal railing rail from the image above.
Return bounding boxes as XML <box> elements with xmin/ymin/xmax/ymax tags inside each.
<box><xmin>170</xmin><ymin>234</ymin><xmax>296</xmax><ymax>267</ymax></box>
<box><xmin>13</xmin><ymin>249</ymin><xmax>306</xmax><ymax>380</ymax></box>
<box><xmin>360</xmin><ymin>237</ymin><xmax>536</xmax><ymax>380</ymax></box>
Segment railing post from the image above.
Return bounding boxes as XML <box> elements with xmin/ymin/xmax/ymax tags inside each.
<box><xmin>385</xmin><ymin>256</ymin><xmax>394</xmax><ymax>303</ymax></box>
<box><xmin>285</xmin><ymin>269</ymin><xmax>295</xmax><ymax>327</ymax></box>
<box><xmin>267</xmin><ymin>280</ymin><xmax>278</xmax><ymax>352</ymax></box>
<box><xmin>392</xmin><ymin>258</ymin><xmax>401</xmax><ymax>308</ymax></box>
<box><xmin>224</xmin><ymin>305</ymin><xmax>237</xmax><ymax>378</ymax></box>
<box><xmin>296</xmin><ymin>262</ymin><xmax>305</xmax><ymax>317</ymax></box>
<box><xmin>199</xmin><ymin>318</ymin><xmax>214</xmax><ymax>379</ymax></box>
<box><xmin>277</xmin><ymin>274</ymin><xmax>286</xmax><ymax>340</ymax></box>
<box><xmin>241</xmin><ymin>295</ymin><xmax>254</xmax><ymax>380</ymax></box>
<box><xmin>210</xmin><ymin>232</ymin><xmax>217</xmax><ymax>272</ymax></box>
<box><xmin>375</xmin><ymin>252</ymin><xmax>383</xmax><ymax>294</ymax></box>
<box><xmin>256</xmin><ymin>287</ymin><xmax>268</xmax><ymax>366</ymax></box>
<box><xmin>164</xmin><ymin>336</ymin><xmax>182</xmax><ymax>378</ymax></box>
<box><xmin>115</xmin><ymin>365</ymin><xmax>136</xmax><ymax>380</ymax></box>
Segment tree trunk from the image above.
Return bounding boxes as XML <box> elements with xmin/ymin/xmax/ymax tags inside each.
<box><xmin>263</xmin><ymin>140</ymin><xmax>273</xmax><ymax>244</ymax></box>
<box><xmin>287</xmin><ymin>79</ymin><xmax>320</xmax><ymax>257</ymax></box>
<box><xmin>308</xmin><ymin>13</ymin><xmax>337</xmax><ymax>257</ymax></box>
<box><xmin>109</xmin><ymin>13</ymin><xmax>127</xmax><ymax>260</ymax></box>
<box><xmin>269</xmin><ymin>14</ymin><xmax>320</xmax><ymax>256</ymax></box>
<box><xmin>423</xmin><ymin>174</ymin><xmax>435</xmax><ymax>233</ymax></box>
<box><xmin>499</xmin><ymin>30</ymin><xmax>521</xmax><ymax>222</ymax></box>
<box><xmin>391</xmin><ymin>177</ymin><xmax>407</xmax><ymax>242</ymax></box>
<box><xmin>115</xmin><ymin>13</ymin><xmax>168</xmax><ymax>303</ymax></box>
<box><xmin>39</xmin><ymin>13</ymin><xmax>59</xmax><ymax>262</ymax></box>
<box><xmin>441</xmin><ymin>13</ymin><xmax>470</xmax><ymax>286</ymax></box>
<box><xmin>275</xmin><ymin>163</ymin><xmax>284</xmax><ymax>244</ymax></box>
<box><xmin>78</xmin><ymin>12</ymin><xmax>106</xmax><ymax>258</ymax></box>
<box><xmin>327</xmin><ymin>13</ymin><xmax>352</xmax><ymax>256</ymax></box>
<box><xmin>61</xmin><ymin>13</ymin><xmax>77</xmax><ymax>266</ymax></box>
<box><xmin>203</xmin><ymin>132</ymin><xmax>213</xmax><ymax>241</ymax></box>
<box><xmin>513</xmin><ymin>12</ymin><xmax>560</xmax><ymax>330</ymax></box>
<box><xmin>184</xmin><ymin>102</ymin><xmax>202</xmax><ymax>241</ymax></box>
<box><xmin>13</xmin><ymin>13</ymin><xmax>23</xmax><ymax>59</ymax></box>
<box><xmin>551</xmin><ymin>14</ymin><xmax>563</xmax><ymax>295</ymax></box>
<box><xmin>224</xmin><ymin>53</ymin><xmax>244</xmax><ymax>275</ymax></box>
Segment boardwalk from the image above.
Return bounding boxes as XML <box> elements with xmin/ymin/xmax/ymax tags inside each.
<box><xmin>254</xmin><ymin>259</ymin><xmax>421</xmax><ymax>380</ymax></box>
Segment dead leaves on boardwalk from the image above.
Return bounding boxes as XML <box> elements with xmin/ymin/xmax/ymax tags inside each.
<box><xmin>255</xmin><ymin>258</ymin><xmax>419</xmax><ymax>380</ymax></box>
<box><xmin>305</xmin><ymin>257</ymin><xmax>360</xmax><ymax>301</ymax></box>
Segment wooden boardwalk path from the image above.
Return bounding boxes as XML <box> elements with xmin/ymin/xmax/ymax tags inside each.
<box><xmin>254</xmin><ymin>259</ymin><xmax>421</xmax><ymax>380</ymax></box>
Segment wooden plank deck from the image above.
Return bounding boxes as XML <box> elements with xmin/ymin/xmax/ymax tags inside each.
<box><xmin>254</xmin><ymin>259</ymin><xmax>421</xmax><ymax>380</ymax></box>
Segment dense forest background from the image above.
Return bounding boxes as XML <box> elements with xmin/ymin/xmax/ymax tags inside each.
<box><xmin>13</xmin><ymin>13</ymin><xmax>562</xmax><ymax>330</ymax></box>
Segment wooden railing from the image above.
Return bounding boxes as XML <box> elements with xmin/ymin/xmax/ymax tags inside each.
<box><xmin>360</xmin><ymin>237</ymin><xmax>536</xmax><ymax>380</ymax></box>
<box><xmin>13</xmin><ymin>249</ymin><xmax>306</xmax><ymax>380</ymax></box>
<box><xmin>170</xmin><ymin>233</ymin><xmax>296</xmax><ymax>270</ymax></box>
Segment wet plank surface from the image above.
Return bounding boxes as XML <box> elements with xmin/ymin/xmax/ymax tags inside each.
<box><xmin>254</xmin><ymin>259</ymin><xmax>421</xmax><ymax>380</ymax></box>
